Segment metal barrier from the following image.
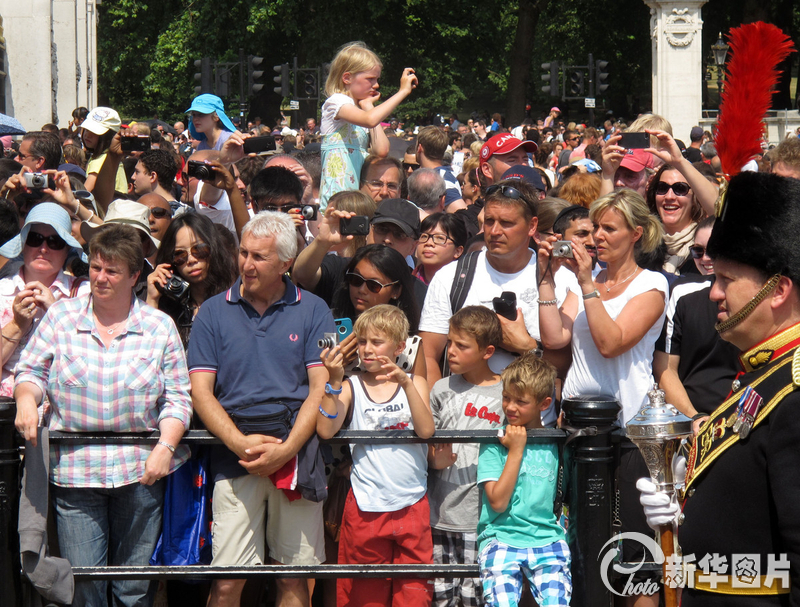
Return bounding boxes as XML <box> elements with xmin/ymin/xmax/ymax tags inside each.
<box><xmin>1</xmin><ymin>398</ymin><xmax>631</xmax><ymax>605</ymax></box>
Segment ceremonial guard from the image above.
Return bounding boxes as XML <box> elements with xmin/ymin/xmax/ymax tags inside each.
<box><xmin>642</xmin><ymin>172</ymin><xmax>800</xmax><ymax>606</ymax></box>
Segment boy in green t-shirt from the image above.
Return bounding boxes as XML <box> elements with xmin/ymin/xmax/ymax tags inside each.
<box><xmin>477</xmin><ymin>354</ymin><xmax>571</xmax><ymax>606</ymax></box>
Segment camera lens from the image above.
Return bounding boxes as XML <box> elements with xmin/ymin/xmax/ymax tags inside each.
<box><xmin>318</xmin><ymin>336</ymin><xmax>337</xmax><ymax>349</ymax></box>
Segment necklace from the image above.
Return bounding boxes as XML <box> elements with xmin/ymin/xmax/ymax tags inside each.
<box><xmin>604</xmin><ymin>266</ymin><xmax>639</xmax><ymax>293</ymax></box>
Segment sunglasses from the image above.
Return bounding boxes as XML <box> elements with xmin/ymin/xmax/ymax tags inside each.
<box><xmin>25</xmin><ymin>230</ymin><xmax>67</xmax><ymax>250</ymax></box>
<box><xmin>172</xmin><ymin>243</ymin><xmax>211</xmax><ymax>267</ymax></box>
<box><xmin>149</xmin><ymin>207</ymin><xmax>171</xmax><ymax>219</ymax></box>
<box><xmin>655</xmin><ymin>181</ymin><xmax>691</xmax><ymax>196</ymax></box>
<box><xmin>403</xmin><ymin>162</ymin><xmax>420</xmax><ymax>171</ymax></box>
<box><xmin>345</xmin><ymin>272</ymin><xmax>399</xmax><ymax>294</ymax></box>
<box><xmin>372</xmin><ymin>223</ymin><xmax>411</xmax><ymax>240</ymax></box>
<box><xmin>485</xmin><ymin>184</ymin><xmax>523</xmax><ymax>200</ymax></box>
<box><xmin>689</xmin><ymin>245</ymin><xmax>707</xmax><ymax>259</ymax></box>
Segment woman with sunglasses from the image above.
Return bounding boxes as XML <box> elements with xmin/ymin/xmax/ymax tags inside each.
<box><xmin>413</xmin><ymin>213</ymin><xmax>466</xmax><ymax>285</ymax></box>
<box><xmin>643</xmin><ymin>129</ymin><xmax>719</xmax><ymax>275</ymax></box>
<box><xmin>0</xmin><ymin>203</ymin><xmax>90</xmax><ymax>398</ymax></box>
<box><xmin>332</xmin><ymin>244</ymin><xmax>420</xmax><ymax>333</ymax></box>
<box><xmin>147</xmin><ymin>213</ymin><xmax>237</xmax><ymax>347</ymax></box>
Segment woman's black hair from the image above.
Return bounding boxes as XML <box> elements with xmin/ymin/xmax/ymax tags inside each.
<box><xmin>156</xmin><ymin>213</ymin><xmax>237</xmax><ymax>299</ymax></box>
<box><xmin>420</xmin><ymin>212</ymin><xmax>468</xmax><ymax>249</ymax></box>
<box><xmin>332</xmin><ymin>244</ymin><xmax>420</xmax><ymax>333</ymax></box>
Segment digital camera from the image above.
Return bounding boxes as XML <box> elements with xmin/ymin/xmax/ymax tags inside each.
<box><xmin>157</xmin><ymin>273</ymin><xmax>191</xmax><ymax>303</ymax></box>
<box><xmin>552</xmin><ymin>241</ymin><xmax>574</xmax><ymax>258</ymax></box>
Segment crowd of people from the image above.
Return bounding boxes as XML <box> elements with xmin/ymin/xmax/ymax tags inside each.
<box><xmin>4</xmin><ymin>38</ymin><xmax>800</xmax><ymax>607</ymax></box>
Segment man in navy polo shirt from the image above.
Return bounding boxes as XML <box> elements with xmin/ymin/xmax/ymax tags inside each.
<box><xmin>188</xmin><ymin>211</ymin><xmax>334</xmax><ymax>607</ymax></box>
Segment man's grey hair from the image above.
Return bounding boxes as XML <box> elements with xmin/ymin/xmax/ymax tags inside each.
<box><xmin>242</xmin><ymin>211</ymin><xmax>297</xmax><ymax>262</ymax></box>
<box><xmin>700</xmin><ymin>142</ymin><xmax>717</xmax><ymax>159</ymax></box>
<box><xmin>407</xmin><ymin>168</ymin><xmax>446</xmax><ymax>210</ymax></box>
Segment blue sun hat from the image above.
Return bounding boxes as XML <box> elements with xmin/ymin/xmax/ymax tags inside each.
<box><xmin>185</xmin><ymin>94</ymin><xmax>236</xmax><ymax>141</ymax></box>
<box><xmin>0</xmin><ymin>202</ymin><xmax>87</xmax><ymax>261</ymax></box>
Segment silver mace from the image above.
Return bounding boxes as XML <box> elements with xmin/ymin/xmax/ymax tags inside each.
<box><xmin>626</xmin><ymin>384</ymin><xmax>693</xmax><ymax>607</ymax></box>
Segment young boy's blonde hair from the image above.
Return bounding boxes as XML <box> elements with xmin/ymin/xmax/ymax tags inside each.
<box><xmin>353</xmin><ymin>304</ymin><xmax>409</xmax><ymax>344</ymax></box>
<box><xmin>501</xmin><ymin>353</ymin><xmax>556</xmax><ymax>404</ymax></box>
<box><xmin>449</xmin><ymin>306</ymin><xmax>502</xmax><ymax>350</ymax></box>
<box><xmin>325</xmin><ymin>41</ymin><xmax>383</xmax><ymax>97</ymax></box>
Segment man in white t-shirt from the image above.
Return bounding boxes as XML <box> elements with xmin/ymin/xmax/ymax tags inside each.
<box><xmin>419</xmin><ymin>180</ymin><xmax>553</xmax><ymax>387</ymax></box>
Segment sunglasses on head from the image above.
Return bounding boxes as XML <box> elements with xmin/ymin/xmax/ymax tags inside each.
<box><xmin>345</xmin><ymin>272</ymin><xmax>399</xmax><ymax>294</ymax></box>
<box><xmin>655</xmin><ymin>181</ymin><xmax>691</xmax><ymax>197</ymax></box>
<box><xmin>25</xmin><ymin>230</ymin><xmax>67</xmax><ymax>251</ymax></box>
<box><xmin>689</xmin><ymin>245</ymin><xmax>707</xmax><ymax>259</ymax></box>
<box><xmin>149</xmin><ymin>207</ymin><xmax>171</xmax><ymax>219</ymax></box>
<box><xmin>172</xmin><ymin>243</ymin><xmax>211</xmax><ymax>267</ymax></box>
<box><xmin>485</xmin><ymin>184</ymin><xmax>523</xmax><ymax>200</ymax></box>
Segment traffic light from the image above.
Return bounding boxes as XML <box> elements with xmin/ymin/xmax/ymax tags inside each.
<box><xmin>248</xmin><ymin>55</ymin><xmax>265</xmax><ymax>95</ymax></box>
<box><xmin>302</xmin><ymin>71</ymin><xmax>318</xmax><ymax>98</ymax></box>
<box><xmin>193</xmin><ymin>57</ymin><xmax>212</xmax><ymax>95</ymax></box>
<box><xmin>595</xmin><ymin>59</ymin><xmax>610</xmax><ymax>94</ymax></box>
<box><xmin>569</xmin><ymin>70</ymin><xmax>585</xmax><ymax>96</ymax></box>
<box><xmin>541</xmin><ymin>61</ymin><xmax>559</xmax><ymax>96</ymax></box>
<box><xmin>273</xmin><ymin>63</ymin><xmax>290</xmax><ymax>97</ymax></box>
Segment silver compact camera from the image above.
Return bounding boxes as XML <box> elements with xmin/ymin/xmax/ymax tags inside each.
<box><xmin>318</xmin><ymin>332</ymin><xmax>338</xmax><ymax>350</ymax></box>
<box><xmin>24</xmin><ymin>173</ymin><xmax>56</xmax><ymax>190</ymax></box>
<box><xmin>552</xmin><ymin>240</ymin><xmax>574</xmax><ymax>258</ymax></box>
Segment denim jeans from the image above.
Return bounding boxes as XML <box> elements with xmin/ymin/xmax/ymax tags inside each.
<box><xmin>52</xmin><ymin>482</ymin><xmax>164</xmax><ymax>607</ymax></box>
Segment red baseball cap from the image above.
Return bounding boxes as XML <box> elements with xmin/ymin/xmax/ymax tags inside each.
<box><xmin>479</xmin><ymin>134</ymin><xmax>538</xmax><ymax>165</ymax></box>
<box><xmin>619</xmin><ymin>149</ymin><xmax>655</xmax><ymax>173</ymax></box>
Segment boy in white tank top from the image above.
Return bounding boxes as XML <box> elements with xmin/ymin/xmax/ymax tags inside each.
<box><xmin>318</xmin><ymin>304</ymin><xmax>435</xmax><ymax>606</ymax></box>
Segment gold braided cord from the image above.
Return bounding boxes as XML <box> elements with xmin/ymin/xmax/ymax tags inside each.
<box><xmin>715</xmin><ymin>274</ymin><xmax>782</xmax><ymax>334</ymax></box>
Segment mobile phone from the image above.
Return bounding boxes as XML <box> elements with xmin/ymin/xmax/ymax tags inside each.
<box><xmin>120</xmin><ymin>136</ymin><xmax>151</xmax><ymax>152</ymax></box>
<box><xmin>492</xmin><ymin>291</ymin><xmax>517</xmax><ymax>321</ymax></box>
<box><xmin>335</xmin><ymin>318</ymin><xmax>353</xmax><ymax>341</ymax></box>
<box><xmin>340</xmin><ymin>215</ymin><xmax>371</xmax><ymax>236</ymax></box>
<box><xmin>243</xmin><ymin>135</ymin><xmax>277</xmax><ymax>155</ymax></box>
<box><xmin>618</xmin><ymin>132</ymin><xmax>649</xmax><ymax>149</ymax></box>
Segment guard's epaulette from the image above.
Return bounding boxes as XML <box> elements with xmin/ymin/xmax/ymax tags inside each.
<box><xmin>792</xmin><ymin>347</ymin><xmax>800</xmax><ymax>388</ymax></box>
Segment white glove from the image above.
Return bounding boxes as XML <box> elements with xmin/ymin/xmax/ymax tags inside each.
<box><xmin>637</xmin><ymin>477</ymin><xmax>680</xmax><ymax>530</ymax></box>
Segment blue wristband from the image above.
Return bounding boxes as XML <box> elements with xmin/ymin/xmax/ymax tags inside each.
<box><xmin>318</xmin><ymin>405</ymin><xmax>338</xmax><ymax>419</ymax></box>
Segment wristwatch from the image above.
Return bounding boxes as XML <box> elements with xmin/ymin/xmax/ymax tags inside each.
<box><xmin>325</xmin><ymin>382</ymin><xmax>343</xmax><ymax>395</ymax></box>
<box><xmin>583</xmin><ymin>289</ymin><xmax>601</xmax><ymax>300</ymax></box>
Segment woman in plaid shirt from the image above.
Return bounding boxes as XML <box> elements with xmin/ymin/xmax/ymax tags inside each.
<box><xmin>14</xmin><ymin>223</ymin><xmax>193</xmax><ymax>607</ymax></box>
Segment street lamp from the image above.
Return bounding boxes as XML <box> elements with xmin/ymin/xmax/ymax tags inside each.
<box><xmin>710</xmin><ymin>32</ymin><xmax>729</xmax><ymax>107</ymax></box>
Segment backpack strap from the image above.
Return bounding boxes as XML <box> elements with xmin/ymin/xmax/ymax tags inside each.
<box><xmin>448</xmin><ymin>250</ymin><xmax>480</xmax><ymax>314</ymax></box>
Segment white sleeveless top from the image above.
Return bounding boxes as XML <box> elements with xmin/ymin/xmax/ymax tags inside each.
<box><xmin>348</xmin><ymin>375</ymin><xmax>428</xmax><ymax>512</ymax></box>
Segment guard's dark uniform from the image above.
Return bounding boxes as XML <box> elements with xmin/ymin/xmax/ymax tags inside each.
<box><xmin>673</xmin><ymin>170</ymin><xmax>800</xmax><ymax>606</ymax></box>
<box><xmin>679</xmin><ymin>316</ymin><xmax>800</xmax><ymax>606</ymax></box>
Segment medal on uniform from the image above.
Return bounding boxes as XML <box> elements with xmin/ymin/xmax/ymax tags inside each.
<box><xmin>731</xmin><ymin>386</ymin><xmax>764</xmax><ymax>439</ymax></box>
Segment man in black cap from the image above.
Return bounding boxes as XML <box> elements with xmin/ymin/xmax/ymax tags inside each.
<box><xmin>292</xmin><ymin>198</ymin><xmax>425</xmax><ymax>309</ymax></box>
<box><xmin>684</xmin><ymin>126</ymin><xmax>704</xmax><ymax>163</ymax></box>
<box><xmin>640</xmin><ymin>172</ymin><xmax>800</xmax><ymax>605</ymax></box>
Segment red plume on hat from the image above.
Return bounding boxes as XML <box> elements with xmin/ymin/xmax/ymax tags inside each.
<box><xmin>715</xmin><ymin>22</ymin><xmax>794</xmax><ymax>179</ymax></box>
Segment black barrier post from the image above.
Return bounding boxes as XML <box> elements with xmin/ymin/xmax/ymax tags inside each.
<box><xmin>562</xmin><ymin>395</ymin><xmax>620</xmax><ymax>607</ymax></box>
<box><xmin>0</xmin><ymin>397</ymin><xmax>20</xmax><ymax>606</ymax></box>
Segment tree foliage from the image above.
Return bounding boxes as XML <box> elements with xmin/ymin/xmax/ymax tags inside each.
<box><xmin>97</xmin><ymin>0</ymin><xmax>799</xmax><ymax>125</ymax></box>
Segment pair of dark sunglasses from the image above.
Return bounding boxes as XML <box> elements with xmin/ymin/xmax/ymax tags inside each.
<box><xmin>689</xmin><ymin>245</ymin><xmax>706</xmax><ymax>259</ymax></box>
<box><xmin>345</xmin><ymin>272</ymin><xmax>398</xmax><ymax>294</ymax></box>
<box><xmin>150</xmin><ymin>207</ymin><xmax>171</xmax><ymax>219</ymax></box>
<box><xmin>655</xmin><ymin>181</ymin><xmax>691</xmax><ymax>196</ymax></box>
<box><xmin>172</xmin><ymin>243</ymin><xmax>211</xmax><ymax>267</ymax></box>
<box><xmin>25</xmin><ymin>230</ymin><xmax>67</xmax><ymax>251</ymax></box>
<box><xmin>486</xmin><ymin>184</ymin><xmax>522</xmax><ymax>199</ymax></box>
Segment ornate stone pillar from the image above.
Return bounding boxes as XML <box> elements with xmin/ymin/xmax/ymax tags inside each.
<box><xmin>643</xmin><ymin>0</ymin><xmax>709</xmax><ymax>143</ymax></box>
